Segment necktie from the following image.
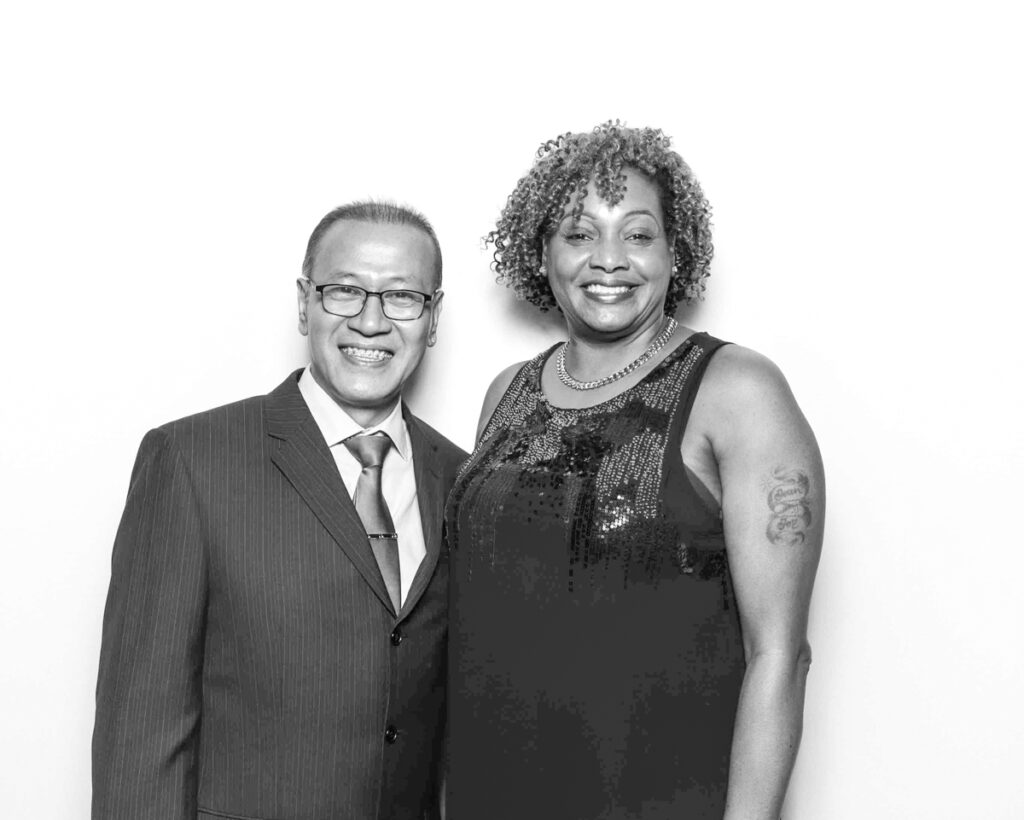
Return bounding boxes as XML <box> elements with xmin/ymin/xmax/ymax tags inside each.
<box><xmin>344</xmin><ymin>433</ymin><xmax>402</xmax><ymax>614</ymax></box>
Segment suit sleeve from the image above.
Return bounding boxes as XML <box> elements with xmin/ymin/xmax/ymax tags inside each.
<box><xmin>93</xmin><ymin>428</ymin><xmax>208</xmax><ymax>820</ymax></box>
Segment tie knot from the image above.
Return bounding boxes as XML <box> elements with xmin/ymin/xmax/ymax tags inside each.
<box><xmin>344</xmin><ymin>432</ymin><xmax>392</xmax><ymax>469</ymax></box>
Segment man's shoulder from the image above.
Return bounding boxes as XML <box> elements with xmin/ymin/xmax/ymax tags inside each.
<box><xmin>150</xmin><ymin>372</ymin><xmax>301</xmax><ymax>446</ymax></box>
<box><xmin>155</xmin><ymin>394</ymin><xmax>262</xmax><ymax>435</ymax></box>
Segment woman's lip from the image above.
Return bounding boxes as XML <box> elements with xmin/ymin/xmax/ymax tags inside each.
<box><xmin>581</xmin><ymin>283</ymin><xmax>637</xmax><ymax>301</ymax></box>
<box><xmin>581</xmin><ymin>282</ymin><xmax>637</xmax><ymax>291</ymax></box>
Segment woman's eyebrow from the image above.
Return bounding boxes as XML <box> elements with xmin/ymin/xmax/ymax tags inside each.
<box><xmin>562</xmin><ymin>208</ymin><xmax>658</xmax><ymax>223</ymax></box>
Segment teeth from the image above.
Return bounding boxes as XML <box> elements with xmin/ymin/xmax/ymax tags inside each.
<box><xmin>585</xmin><ymin>284</ymin><xmax>632</xmax><ymax>294</ymax></box>
<box><xmin>341</xmin><ymin>347</ymin><xmax>392</xmax><ymax>362</ymax></box>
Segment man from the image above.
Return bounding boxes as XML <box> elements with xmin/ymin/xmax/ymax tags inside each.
<box><xmin>92</xmin><ymin>201</ymin><xmax>467</xmax><ymax>820</ymax></box>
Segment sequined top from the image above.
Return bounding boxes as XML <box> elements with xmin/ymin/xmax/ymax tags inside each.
<box><xmin>446</xmin><ymin>332</ymin><xmax>746</xmax><ymax>820</ymax></box>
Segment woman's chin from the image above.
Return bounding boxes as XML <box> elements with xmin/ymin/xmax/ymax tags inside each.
<box><xmin>566</xmin><ymin>304</ymin><xmax>662</xmax><ymax>340</ymax></box>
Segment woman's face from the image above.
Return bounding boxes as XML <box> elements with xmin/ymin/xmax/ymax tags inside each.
<box><xmin>544</xmin><ymin>168</ymin><xmax>673</xmax><ymax>341</ymax></box>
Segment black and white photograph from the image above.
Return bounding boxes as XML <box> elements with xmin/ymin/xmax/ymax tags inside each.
<box><xmin>1</xmin><ymin>2</ymin><xmax>1021</xmax><ymax>818</ymax></box>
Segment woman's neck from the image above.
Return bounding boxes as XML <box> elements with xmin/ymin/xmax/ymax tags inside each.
<box><xmin>563</xmin><ymin>314</ymin><xmax>671</xmax><ymax>383</ymax></box>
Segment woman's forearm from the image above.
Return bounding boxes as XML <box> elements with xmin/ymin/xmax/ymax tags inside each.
<box><xmin>722</xmin><ymin>646</ymin><xmax>812</xmax><ymax>820</ymax></box>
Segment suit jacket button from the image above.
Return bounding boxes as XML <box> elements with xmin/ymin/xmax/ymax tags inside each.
<box><xmin>385</xmin><ymin>725</ymin><xmax>399</xmax><ymax>744</ymax></box>
<box><xmin>390</xmin><ymin>628</ymin><xmax>403</xmax><ymax>646</ymax></box>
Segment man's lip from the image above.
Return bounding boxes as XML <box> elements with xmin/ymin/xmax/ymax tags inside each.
<box><xmin>338</xmin><ymin>345</ymin><xmax>394</xmax><ymax>362</ymax></box>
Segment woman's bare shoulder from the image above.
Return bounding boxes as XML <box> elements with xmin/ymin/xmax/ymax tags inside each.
<box><xmin>487</xmin><ymin>361</ymin><xmax>529</xmax><ymax>398</ymax></box>
<box><xmin>700</xmin><ymin>343</ymin><xmax>794</xmax><ymax>411</ymax></box>
<box><xmin>693</xmin><ymin>342</ymin><xmax>811</xmax><ymax>456</ymax></box>
<box><xmin>476</xmin><ymin>361</ymin><xmax>530</xmax><ymax>443</ymax></box>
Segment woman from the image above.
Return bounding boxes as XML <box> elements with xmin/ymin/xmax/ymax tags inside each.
<box><xmin>446</xmin><ymin>123</ymin><xmax>824</xmax><ymax>819</ymax></box>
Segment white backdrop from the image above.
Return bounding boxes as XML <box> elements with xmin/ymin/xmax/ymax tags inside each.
<box><xmin>2</xmin><ymin>2</ymin><xmax>1022</xmax><ymax>817</ymax></box>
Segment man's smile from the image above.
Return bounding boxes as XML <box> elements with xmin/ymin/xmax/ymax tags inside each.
<box><xmin>339</xmin><ymin>345</ymin><xmax>394</xmax><ymax>364</ymax></box>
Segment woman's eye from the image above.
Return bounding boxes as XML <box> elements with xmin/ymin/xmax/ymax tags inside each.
<box><xmin>627</xmin><ymin>231</ymin><xmax>653</xmax><ymax>242</ymax></box>
<box><xmin>563</xmin><ymin>232</ymin><xmax>592</xmax><ymax>242</ymax></box>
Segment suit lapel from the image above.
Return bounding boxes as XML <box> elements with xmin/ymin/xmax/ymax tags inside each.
<box><xmin>401</xmin><ymin>407</ymin><xmax>444</xmax><ymax>619</ymax></box>
<box><xmin>265</xmin><ymin>372</ymin><xmax>395</xmax><ymax>614</ymax></box>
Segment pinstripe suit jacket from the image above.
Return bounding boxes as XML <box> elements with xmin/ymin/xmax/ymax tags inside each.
<box><xmin>92</xmin><ymin>371</ymin><xmax>467</xmax><ymax>820</ymax></box>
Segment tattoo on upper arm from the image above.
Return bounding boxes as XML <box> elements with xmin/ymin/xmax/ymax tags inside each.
<box><xmin>765</xmin><ymin>467</ymin><xmax>812</xmax><ymax>547</ymax></box>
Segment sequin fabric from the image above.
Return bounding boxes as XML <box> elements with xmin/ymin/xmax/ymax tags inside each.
<box><xmin>446</xmin><ymin>332</ymin><xmax>747</xmax><ymax>819</ymax></box>
<box><xmin>450</xmin><ymin>334</ymin><xmax>718</xmax><ymax>591</ymax></box>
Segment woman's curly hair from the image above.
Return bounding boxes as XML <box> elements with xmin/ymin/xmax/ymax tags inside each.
<box><xmin>487</xmin><ymin>122</ymin><xmax>713</xmax><ymax>314</ymax></box>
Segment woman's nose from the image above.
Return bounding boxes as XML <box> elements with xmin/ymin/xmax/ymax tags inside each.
<box><xmin>589</xmin><ymin>236</ymin><xmax>629</xmax><ymax>272</ymax></box>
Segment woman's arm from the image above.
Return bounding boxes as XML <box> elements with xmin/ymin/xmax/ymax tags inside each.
<box><xmin>702</xmin><ymin>347</ymin><xmax>825</xmax><ymax>820</ymax></box>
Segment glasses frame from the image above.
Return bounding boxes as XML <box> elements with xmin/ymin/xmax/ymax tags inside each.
<box><xmin>304</xmin><ymin>279</ymin><xmax>439</xmax><ymax>321</ymax></box>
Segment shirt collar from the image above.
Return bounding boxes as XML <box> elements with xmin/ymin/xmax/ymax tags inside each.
<box><xmin>297</xmin><ymin>367</ymin><xmax>411</xmax><ymax>461</ymax></box>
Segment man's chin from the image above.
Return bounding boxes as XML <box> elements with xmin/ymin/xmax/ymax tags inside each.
<box><xmin>332</xmin><ymin>381</ymin><xmax>401</xmax><ymax>418</ymax></box>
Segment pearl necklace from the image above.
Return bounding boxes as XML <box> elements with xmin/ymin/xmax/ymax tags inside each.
<box><xmin>555</xmin><ymin>317</ymin><xmax>679</xmax><ymax>391</ymax></box>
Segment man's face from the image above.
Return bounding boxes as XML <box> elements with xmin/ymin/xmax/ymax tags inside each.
<box><xmin>297</xmin><ymin>219</ymin><xmax>442</xmax><ymax>427</ymax></box>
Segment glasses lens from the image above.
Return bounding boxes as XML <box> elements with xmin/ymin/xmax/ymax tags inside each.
<box><xmin>381</xmin><ymin>290</ymin><xmax>426</xmax><ymax>320</ymax></box>
<box><xmin>320</xmin><ymin>285</ymin><xmax>366</xmax><ymax>316</ymax></box>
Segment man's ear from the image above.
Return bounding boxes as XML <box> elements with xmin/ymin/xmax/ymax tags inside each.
<box><xmin>296</xmin><ymin>278</ymin><xmax>311</xmax><ymax>336</ymax></box>
<box><xmin>426</xmin><ymin>290</ymin><xmax>444</xmax><ymax>347</ymax></box>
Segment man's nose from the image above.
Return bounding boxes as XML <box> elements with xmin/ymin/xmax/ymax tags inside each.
<box><xmin>347</xmin><ymin>293</ymin><xmax>391</xmax><ymax>335</ymax></box>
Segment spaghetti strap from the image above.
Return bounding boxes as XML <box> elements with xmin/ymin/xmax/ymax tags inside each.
<box><xmin>665</xmin><ymin>332</ymin><xmax>731</xmax><ymax>446</ymax></box>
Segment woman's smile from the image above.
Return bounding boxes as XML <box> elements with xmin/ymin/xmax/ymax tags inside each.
<box><xmin>581</xmin><ymin>281</ymin><xmax>637</xmax><ymax>301</ymax></box>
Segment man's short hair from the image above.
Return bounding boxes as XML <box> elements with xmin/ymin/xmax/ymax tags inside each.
<box><xmin>302</xmin><ymin>200</ymin><xmax>443</xmax><ymax>287</ymax></box>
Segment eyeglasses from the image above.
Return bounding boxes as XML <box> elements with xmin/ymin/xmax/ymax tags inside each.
<box><xmin>305</xmin><ymin>280</ymin><xmax>438</xmax><ymax>321</ymax></box>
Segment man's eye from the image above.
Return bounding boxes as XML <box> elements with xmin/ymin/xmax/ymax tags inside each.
<box><xmin>386</xmin><ymin>291</ymin><xmax>419</xmax><ymax>306</ymax></box>
<box><xmin>324</xmin><ymin>286</ymin><xmax>363</xmax><ymax>301</ymax></box>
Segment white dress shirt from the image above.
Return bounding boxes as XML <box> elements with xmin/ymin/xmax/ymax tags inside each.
<box><xmin>298</xmin><ymin>367</ymin><xmax>426</xmax><ymax>606</ymax></box>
